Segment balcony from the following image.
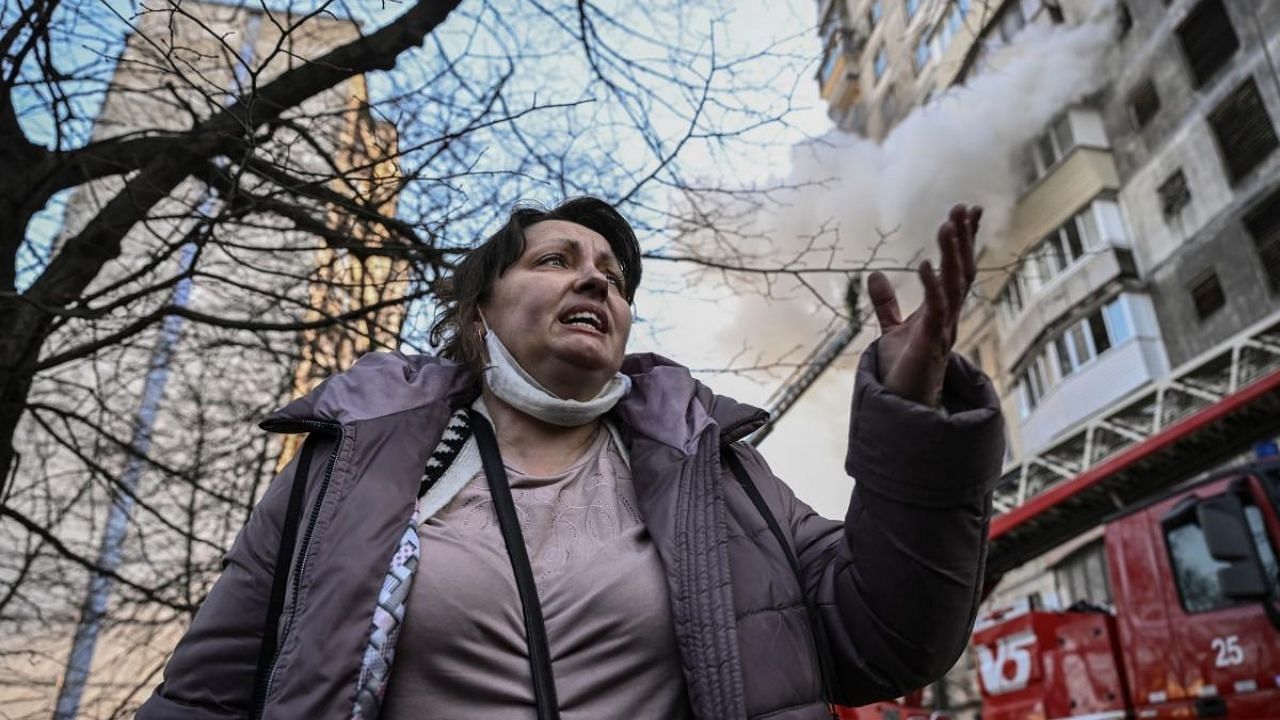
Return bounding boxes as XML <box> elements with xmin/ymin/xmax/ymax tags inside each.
<box><xmin>999</xmin><ymin>241</ymin><xmax>1137</xmax><ymax>372</ymax></box>
<box><xmin>1019</xmin><ymin>317</ymin><xmax>1169</xmax><ymax>452</ymax></box>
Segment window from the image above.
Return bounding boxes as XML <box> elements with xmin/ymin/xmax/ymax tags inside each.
<box><xmin>819</xmin><ymin>45</ymin><xmax>841</xmax><ymax>86</ymax></box>
<box><xmin>1158</xmin><ymin>169</ymin><xmax>1191</xmax><ymax>218</ymax></box>
<box><xmin>1046</xmin><ymin>296</ymin><xmax>1132</xmax><ymax>382</ymax></box>
<box><xmin>1103</xmin><ymin>296</ymin><xmax>1132</xmax><ymax>344</ymax></box>
<box><xmin>932</xmin><ymin>1</ymin><xmax>967</xmax><ymax>58</ymax></box>
<box><xmin>914</xmin><ymin>32</ymin><xmax>930</xmax><ymax>73</ymax></box>
<box><xmin>1244</xmin><ymin>184</ymin><xmax>1280</xmax><ymax>292</ymax></box>
<box><xmin>873</xmin><ymin>45</ymin><xmax>888</xmax><ymax>81</ymax></box>
<box><xmin>1017</xmin><ymin>352</ymin><xmax>1050</xmax><ymax>418</ymax></box>
<box><xmin>1028</xmin><ymin>114</ymin><xmax>1076</xmax><ymax>180</ymax></box>
<box><xmin>998</xmin><ymin>202</ymin><xmax>1129</xmax><ymax>323</ymax></box>
<box><xmin>1190</xmin><ymin>270</ymin><xmax>1226</xmax><ymax>320</ymax></box>
<box><xmin>1045</xmin><ymin>0</ymin><xmax>1064</xmax><ymax>23</ymax></box>
<box><xmin>1166</xmin><ymin>499</ymin><xmax>1280</xmax><ymax>614</ymax></box>
<box><xmin>904</xmin><ymin>0</ymin><xmax>921</xmax><ymax>21</ymax></box>
<box><xmin>1208</xmin><ymin>78</ymin><xmax>1280</xmax><ymax>184</ymax></box>
<box><xmin>1087</xmin><ymin>312</ymin><xmax>1112</xmax><ymax>355</ymax></box>
<box><xmin>1055</xmin><ymin>540</ymin><xmax>1112</xmax><ymax>607</ymax></box>
<box><xmin>947</xmin><ymin>2</ymin><xmax>964</xmax><ymax>34</ymax></box>
<box><xmin>1128</xmin><ymin>80</ymin><xmax>1160</xmax><ymax>130</ymax></box>
<box><xmin>820</xmin><ymin>2</ymin><xmax>839</xmax><ymax>40</ymax></box>
<box><xmin>998</xmin><ymin>273</ymin><xmax>1025</xmax><ymax>322</ymax></box>
<box><xmin>1176</xmin><ymin>0</ymin><xmax>1239</xmax><ymax>88</ymax></box>
<box><xmin>997</xmin><ymin>4</ymin><xmax>1026</xmax><ymax>43</ymax></box>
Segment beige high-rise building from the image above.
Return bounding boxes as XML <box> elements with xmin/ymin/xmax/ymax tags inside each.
<box><xmin>1</xmin><ymin>4</ymin><xmax>407</xmax><ymax>717</ymax></box>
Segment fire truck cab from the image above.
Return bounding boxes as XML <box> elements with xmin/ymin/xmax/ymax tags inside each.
<box><xmin>973</xmin><ymin>462</ymin><xmax>1280</xmax><ymax>719</ymax></box>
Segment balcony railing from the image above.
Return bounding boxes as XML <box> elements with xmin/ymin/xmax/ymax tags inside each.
<box><xmin>994</xmin><ymin>309</ymin><xmax>1280</xmax><ymax>515</ymax></box>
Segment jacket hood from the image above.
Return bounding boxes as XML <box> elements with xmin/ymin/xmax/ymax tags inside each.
<box><xmin>262</xmin><ymin>351</ymin><xmax>768</xmax><ymax>450</ymax></box>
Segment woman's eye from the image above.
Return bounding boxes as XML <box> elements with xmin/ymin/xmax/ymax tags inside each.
<box><xmin>606</xmin><ymin>273</ymin><xmax>623</xmax><ymax>288</ymax></box>
<box><xmin>539</xmin><ymin>254</ymin><xmax>567</xmax><ymax>267</ymax></box>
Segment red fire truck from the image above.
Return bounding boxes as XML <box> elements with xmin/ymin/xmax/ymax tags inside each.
<box><xmin>972</xmin><ymin>462</ymin><xmax>1280</xmax><ymax>719</ymax></box>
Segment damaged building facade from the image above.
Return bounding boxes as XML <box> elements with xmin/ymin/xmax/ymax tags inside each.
<box><xmin>814</xmin><ymin>0</ymin><xmax>1280</xmax><ymax>715</ymax></box>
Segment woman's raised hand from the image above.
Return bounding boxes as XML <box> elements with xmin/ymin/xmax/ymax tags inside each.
<box><xmin>865</xmin><ymin>203</ymin><xmax>981</xmax><ymax>408</ymax></box>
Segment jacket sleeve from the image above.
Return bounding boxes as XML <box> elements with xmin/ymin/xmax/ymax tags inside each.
<box><xmin>136</xmin><ymin>438</ymin><xmax>321</xmax><ymax>719</ymax></box>
<box><xmin>752</xmin><ymin>343</ymin><xmax>1005</xmax><ymax>707</ymax></box>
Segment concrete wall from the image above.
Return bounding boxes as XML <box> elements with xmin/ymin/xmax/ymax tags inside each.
<box><xmin>1101</xmin><ymin>0</ymin><xmax>1280</xmax><ymax>367</ymax></box>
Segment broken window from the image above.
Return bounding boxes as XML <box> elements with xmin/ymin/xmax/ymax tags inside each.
<box><xmin>1176</xmin><ymin>0</ymin><xmax>1239</xmax><ymax>88</ymax></box>
<box><xmin>1244</xmin><ymin>184</ymin><xmax>1280</xmax><ymax>292</ymax></box>
<box><xmin>1189</xmin><ymin>270</ymin><xmax>1226</xmax><ymax>320</ymax></box>
<box><xmin>1208</xmin><ymin>78</ymin><xmax>1279</xmax><ymax>184</ymax></box>
<box><xmin>1158</xmin><ymin>169</ymin><xmax>1191</xmax><ymax>218</ymax></box>
<box><xmin>1128</xmin><ymin>79</ymin><xmax>1160</xmax><ymax>130</ymax></box>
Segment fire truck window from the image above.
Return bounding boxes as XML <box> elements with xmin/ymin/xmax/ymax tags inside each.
<box><xmin>1245</xmin><ymin>505</ymin><xmax>1280</xmax><ymax>595</ymax></box>
<box><xmin>1166</xmin><ymin>522</ymin><xmax>1233</xmax><ymax>613</ymax></box>
<box><xmin>1165</xmin><ymin>500</ymin><xmax>1280</xmax><ymax>613</ymax></box>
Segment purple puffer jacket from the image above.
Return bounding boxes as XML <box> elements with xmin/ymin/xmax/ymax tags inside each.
<box><xmin>137</xmin><ymin>345</ymin><xmax>1004</xmax><ymax>720</ymax></box>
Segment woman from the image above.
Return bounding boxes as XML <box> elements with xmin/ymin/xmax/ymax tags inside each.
<box><xmin>138</xmin><ymin>197</ymin><xmax>1004</xmax><ymax>720</ymax></box>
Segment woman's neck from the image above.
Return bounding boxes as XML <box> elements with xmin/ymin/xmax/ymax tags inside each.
<box><xmin>480</xmin><ymin>386</ymin><xmax>603</xmax><ymax>476</ymax></box>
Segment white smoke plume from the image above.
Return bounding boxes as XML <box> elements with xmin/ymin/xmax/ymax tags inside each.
<box><xmin>688</xmin><ymin>2</ymin><xmax>1120</xmax><ymax>374</ymax></box>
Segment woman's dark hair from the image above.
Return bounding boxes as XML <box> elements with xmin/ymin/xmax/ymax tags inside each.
<box><xmin>429</xmin><ymin>196</ymin><xmax>643</xmax><ymax>372</ymax></box>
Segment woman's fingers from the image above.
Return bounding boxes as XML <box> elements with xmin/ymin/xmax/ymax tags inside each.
<box><xmin>867</xmin><ymin>270</ymin><xmax>903</xmax><ymax>332</ymax></box>
<box><xmin>918</xmin><ymin>259</ymin><xmax>947</xmax><ymax>338</ymax></box>
<box><xmin>938</xmin><ymin>219</ymin><xmax>964</xmax><ymax>324</ymax></box>
<box><xmin>962</xmin><ymin>206</ymin><xmax>981</xmax><ymax>288</ymax></box>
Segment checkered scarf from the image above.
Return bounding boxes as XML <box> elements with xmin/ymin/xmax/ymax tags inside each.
<box><xmin>351</xmin><ymin>407</ymin><xmax>473</xmax><ymax>719</ymax></box>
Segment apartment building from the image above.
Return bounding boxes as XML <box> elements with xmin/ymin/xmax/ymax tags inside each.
<box><xmin>814</xmin><ymin>0</ymin><xmax>1280</xmax><ymax>715</ymax></box>
<box><xmin>1</xmin><ymin>4</ymin><xmax>405</xmax><ymax>716</ymax></box>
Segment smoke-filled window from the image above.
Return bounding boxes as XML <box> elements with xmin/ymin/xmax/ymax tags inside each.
<box><xmin>1208</xmin><ymin>77</ymin><xmax>1279</xmax><ymax>185</ymax></box>
<box><xmin>997</xmin><ymin>3</ymin><xmax>1026</xmax><ymax>44</ymax></box>
<box><xmin>1175</xmin><ymin>0</ymin><xmax>1239</xmax><ymax>89</ymax></box>
<box><xmin>1027</xmin><ymin>113</ymin><xmax>1075</xmax><ymax>181</ymax></box>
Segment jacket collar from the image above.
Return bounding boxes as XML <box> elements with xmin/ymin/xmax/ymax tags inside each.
<box><xmin>260</xmin><ymin>351</ymin><xmax>769</xmax><ymax>450</ymax></box>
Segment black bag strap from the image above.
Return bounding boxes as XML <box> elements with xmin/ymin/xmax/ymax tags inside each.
<box><xmin>468</xmin><ymin>409</ymin><xmax>561</xmax><ymax>720</ymax></box>
<box><xmin>722</xmin><ymin>443</ymin><xmax>840</xmax><ymax>716</ymax></box>
<box><xmin>252</xmin><ymin>435</ymin><xmax>317</xmax><ymax>716</ymax></box>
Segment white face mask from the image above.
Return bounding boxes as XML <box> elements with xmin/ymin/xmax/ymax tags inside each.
<box><xmin>479</xmin><ymin>312</ymin><xmax>631</xmax><ymax>427</ymax></box>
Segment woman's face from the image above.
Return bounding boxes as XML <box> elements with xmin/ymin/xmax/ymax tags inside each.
<box><xmin>479</xmin><ymin>219</ymin><xmax>633</xmax><ymax>401</ymax></box>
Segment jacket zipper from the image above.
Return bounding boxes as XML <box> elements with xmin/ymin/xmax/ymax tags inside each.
<box><xmin>255</xmin><ymin>420</ymin><xmax>342</xmax><ymax>720</ymax></box>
